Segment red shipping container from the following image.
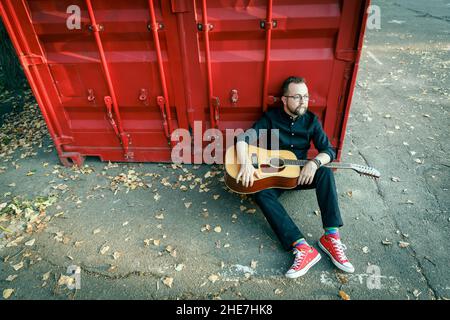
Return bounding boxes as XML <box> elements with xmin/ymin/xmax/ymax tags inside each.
<box><xmin>0</xmin><ymin>0</ymin><xmax>370</xmax><ymax>166</ymax></box>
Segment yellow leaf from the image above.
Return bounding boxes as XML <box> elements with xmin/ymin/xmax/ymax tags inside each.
<box><xmin>112</xmin><ymin>252</ymin><xmax>121</xmax><ymax>260</ymax></box>
<box><xmin>3</xmin><ymin>289</ymin><xmax>14</xmax><ymax>299</ymax></box>
<box><xmin>163</xmin><ymin>276</ymin><xmax>173</xmax><ymax>288</ymax></box>
<box><xmin>58</xmin><ymin>275</ymin><xmax>74</xmax><ymax>287</ymax></box>
<box><xmin>100</xmin><ymin>245</ymin><xmax>110</xmax><ymax>255</ymax></box>
<box><xmin>339</xmin><ymin>290</ymin><xmax>351</xmax><ymax>300</ymax></box>
<box><xmin>208</xmin><ymin>274</ymin><xmax>220</xmax><ymax>283</ymax></box>
<box><xmin>12</xmin><ymin>262</ymin><xmax>24</xmax><ymax>271</ymax></box>
<box><xmin>42</xmin><ymin>271</ymin><xmax>51</xmax><ymax>281</ymax></box>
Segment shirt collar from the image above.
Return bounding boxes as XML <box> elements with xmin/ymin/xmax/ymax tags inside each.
<box><xmin>280</xmin><ymin>107</ymin><xmax>299</xmax><ymax>122</ymax></box>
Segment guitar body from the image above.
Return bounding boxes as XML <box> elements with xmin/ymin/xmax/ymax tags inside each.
<box><xmin>224</xmin><ymin>145</ymin><xmax>300</xmax><ymax>194</ymax></box>
<box><xmin>225</xmin><ymin>145</ymin><xmax>380</xmax><ymax>195</ymax></box>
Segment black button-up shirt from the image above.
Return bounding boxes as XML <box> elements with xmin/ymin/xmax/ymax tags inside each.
<box><xmin>236</xmin><ymin>108</ymin><xmax>336</xmax><ymax>161</ymax></box>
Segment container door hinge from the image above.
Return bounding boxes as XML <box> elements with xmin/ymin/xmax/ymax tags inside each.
<box><xmin>104</xmin><ymin>96</ymin><xmax>133</xmax><ymax>159</ymax></box>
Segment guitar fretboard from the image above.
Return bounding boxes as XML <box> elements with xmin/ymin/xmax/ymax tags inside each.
<box><xmin>283</xmin><ymin>159</ymin><xmax>353</xmax><ymax>169</ymax></box>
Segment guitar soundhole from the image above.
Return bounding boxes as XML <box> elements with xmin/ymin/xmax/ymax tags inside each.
<box><xmin>269</xmin><ymin>158</ymin><xmax>285</xmax><ymax>168</ymax></box>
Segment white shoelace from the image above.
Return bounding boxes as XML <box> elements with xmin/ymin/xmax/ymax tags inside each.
<box><xmin>292</xmin><ymin>249</ymin><xmax>307</xmax><ymax>268</ymax></box>
<box><xmin>330</xmin><ymin>238</ymin><xmax>348</xmax><ymax>261</ymax></box>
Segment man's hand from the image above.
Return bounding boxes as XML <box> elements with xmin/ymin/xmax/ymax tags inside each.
<box><xmin>236</xmin><ymin>163</ymin><xmax>262</xmax><ymax>188</ymax></box>
<box><xmin>298</xmin><ymin>161</ymin><xmax>318</xmax><ymax>185</ymax></box>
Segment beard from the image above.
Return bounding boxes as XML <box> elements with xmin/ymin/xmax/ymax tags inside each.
<box><xmin>294</xmin><ymin>105</ymin><xmax>307</xmax><ymax>116</ymax></box>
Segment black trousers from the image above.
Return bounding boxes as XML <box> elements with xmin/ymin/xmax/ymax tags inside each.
<box><xmin>253</xmin><ymin>167</ymin><xmax>343</xmax><ymax>251</ymax></box>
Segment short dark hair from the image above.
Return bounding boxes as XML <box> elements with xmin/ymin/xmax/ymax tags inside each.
<box><xmin>282</xmin><ymin>76</ymin><xmax>306</xmax><ymax>96</ymax></box>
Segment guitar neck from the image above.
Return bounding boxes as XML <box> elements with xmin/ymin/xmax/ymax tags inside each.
<box><xmin>283</xmin><ymin>159</ymin><xmax>353</xmax><ymax>170</ymax></box>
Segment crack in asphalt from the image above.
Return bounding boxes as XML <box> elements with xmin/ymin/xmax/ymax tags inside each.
<box><xmin>353</xmin><ymin>146</ymin><xmax>439</xmax><ymax>299</ymax></box>
<box><xmin>393</xmin><ymin>3</ymin><xmax>450</xmax><ymax>23</ymax></box>
<box><xmin>36</xmin><ymin>255</ymin><xmax>163</xmax><ymax>281</ymax></box>
<box><xmin>422</xmin><ymin>168</ymin><xmax>447</xmax><ymax>215</ymax></box>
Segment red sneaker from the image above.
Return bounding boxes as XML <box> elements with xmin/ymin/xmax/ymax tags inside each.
<box><xmin>285</xmin><ymin>244</ymin><xmax>321</xmax><ymax>279</ymax></box>
<box><xmin>318</xmin><ymin>234</ymin><xmax>355</xmax><ymax>273</ymax></box>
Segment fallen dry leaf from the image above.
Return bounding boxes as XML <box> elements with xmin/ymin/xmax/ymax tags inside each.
<box><xmin>391</xmin><ymin>177</ymin><xmax>401</xmax><ymax>182</ymax></box>
<box><xmin>339</xmin><ymin>290</ymin><xmax>351</xmax><ymax>300</ymax></box>
<box><xmin>382</xmin><ymin>239</ymin><xmax>392</xmax><ymax>245</ymax></box>
<box><xmin>274</xmin><ymin>289</ymin><xmax>283</xmax><ymax>295</ymax></box>
<box><xmin>163</xmin><ymin>276</ymin><xmax>173</xmax><ymax>288</ymax></box>
<box><xmin>3</xmin><ymin>289</ymin><xmax>14</xmax><ymax>299</ymax></box>
<box><xmin>74</xmin><ymin>241</ymin><xmax>83</xmax><ymax>248</ymax></box>
<box><xmin>165</xmin><ymin>245</ymin><xmax>174</xmax><ymax>253</ymax></box>
<box><xmin>184</xmin><ymin>202</ymin><xmax>192</xmax><ymax>209</ymax></box>
<box><xmin>25</xmin><ymin>239</ymin><xmax>36</xmax><ymax>246</ymax></box>
<box><xmin>42</xmin><ymin>271</ymin><xmax>51</xmax><ymax>281</ymax></box>
<box><xmin>155</xmin><ymin>213</ymin><xmax>164</xmax><ymax>220</ymax></box>
<box><xmin>362</xmin><ymin>246</ymin><xmax>370</xmax><ymax>254</ymax></box>
<box><xmin>175</xmin><ymin>264</ymin><xmax>185</xmax><ymax>272</ymax></box>
<box><xmin>208</xmin><ymin>274</ymin><xmax>220</xmax><ymax>283</ymax></box>
<box><xmin>214</xmin><ymin>226</ymin><xmax>222</xmax><ymax>233</ymax></box>
<box><xmin>250</xmin><ymin>260</ymin><xmax>258</xmax><ymax>269</ymax></box>
<box><xmin>201</xmin><ymin>224</ymin><xmax>211</xmax><ymax>232</ymax></box>
<box><xmin>100</xmin><ymin>245</ymin><xmax>110</xmax><ymax>255</ymax></box>
<box><xmin>112</xmin><ymin>252</ymin><xmax>121</xmax><ymax>260</ymax></box>
<box><xmin>57</xmin><ymin>275</ymin><xmax>74</xmax><ymax>287</ymax></box>
<box><xmin>6</xmin><ymin>275</ymin><xmax>18</xmax><ymax>282</ymax></box>
<box><xmin>93</xmin><ymin>228</ymin><xmax>101</xmax><ymax>235</ymax></box>
<box><xmin>12</xmin><ymin>262</ymin><xmax>24</xmax><ymax>271</ymax></box>
<box><xmin>399</xmin><ymin>241</ymin><xmax>410</xmax><ymax>248</ymax></box>
<box><xmin>337</xmin><ymin>274</ymin><xmax>349</xmax><ymax>284</ymax></box>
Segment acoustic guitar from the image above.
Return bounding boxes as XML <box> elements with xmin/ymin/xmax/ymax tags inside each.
<box><xmin>224</xmin><ymin>145</ymin><xmax>381</xmax><ymax>194</ymax></box>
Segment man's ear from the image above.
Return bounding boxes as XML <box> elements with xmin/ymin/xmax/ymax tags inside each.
<box><xmin>281</xmin><ymin>96</ymin><xmax>287</xmax><ymax>106</ymax></box>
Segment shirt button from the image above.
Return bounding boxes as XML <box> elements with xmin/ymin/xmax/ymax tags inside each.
<box><xmin>291</xmin><ymin>133</ymin><xmax>294</xmax><ymax>136</ymax></box>
<box><xmin>291</xmin><ymin>145</ymin><xmax>294</xmax><ymax>148</ymax></box>
<box><xmin>291</xmin><ymin>123</ymin><xmax>294</xmax><ymax>126</ymax></box>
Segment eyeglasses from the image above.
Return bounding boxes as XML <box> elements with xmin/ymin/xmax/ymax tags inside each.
<box><xmin>284</xmin><ymin>94</ymin><xmax>309</xmax><ymax>103</ymax></box>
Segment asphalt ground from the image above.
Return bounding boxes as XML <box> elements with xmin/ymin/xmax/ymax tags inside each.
<box><xmin>0</xmin><ymin>0</ymin><xmax>449</xmax><ymax>300</ymax></box>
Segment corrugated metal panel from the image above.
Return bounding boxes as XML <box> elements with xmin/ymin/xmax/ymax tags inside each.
<box><xmin>0</xmin><ymin>0</ymin><xmax>370</xmax><ymax>165</ymax></box>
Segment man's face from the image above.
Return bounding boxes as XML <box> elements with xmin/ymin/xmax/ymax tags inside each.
<box><xmin>282</xmin><ymin>82</ymin><xmax>309</xmax><ymax>117</ymax></box>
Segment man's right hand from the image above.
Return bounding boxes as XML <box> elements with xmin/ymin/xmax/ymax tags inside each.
<box><xmin>236</xmin><ymin>163</ymin><xmax>262</xmax><ymax>188</ymax></box>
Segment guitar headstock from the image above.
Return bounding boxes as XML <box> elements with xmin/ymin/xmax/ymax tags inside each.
<box><xmin>350</xmin><ymin>164</ymin><xmax>381</xmax><ymax>179</ymax></box>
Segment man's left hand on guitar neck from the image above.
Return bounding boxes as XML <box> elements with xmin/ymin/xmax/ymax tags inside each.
<box><xmin>297</xmin><ymin>152</ymin><xmax>331</xmax><ymax>185</ymax></box>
